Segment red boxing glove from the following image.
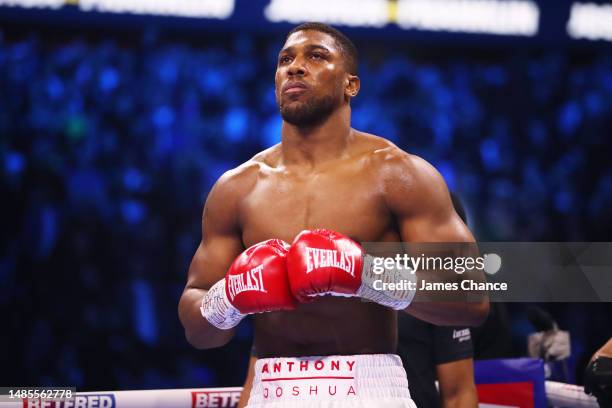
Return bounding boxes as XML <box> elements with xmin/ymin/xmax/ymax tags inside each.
<box><xmin>226</xmin><ymin>239</ymin><xmax>296</xmax><ymax>314</ymax></box>
<box><xmin>201</xmin><ymin>239</ymin><xmax>296</xmax><ymax>329</ymax></box>
<box><xmin>287</xmin><ymin>229</ymin><xmax>364</xmax><ymax>302</ymax></box>
<box><xmin>287</xmin><ymin>229</ymin><xmax>415</xmax><ymax>310</ymax></box>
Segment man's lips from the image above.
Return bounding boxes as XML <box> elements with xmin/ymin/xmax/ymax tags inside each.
<box><xmin>282</xmin><ymin>82</ymin><xmax>308</xmax><ymax>94</ymax></box>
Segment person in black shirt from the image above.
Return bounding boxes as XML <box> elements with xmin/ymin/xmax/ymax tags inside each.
<box><xmin>397</xmin><ymin>315</ymin><xmax>477</xmax><ymax>408</ymax></box>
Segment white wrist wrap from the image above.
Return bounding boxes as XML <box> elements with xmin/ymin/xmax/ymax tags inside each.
<box><xmin>200</xmin><ymin>279</ymin><xmax>245</xmax><ymax>330</ymax></box>
<box><xmin>356</xmin><ymin>254</ymin><xmax>417</xmax><ymax>310</ymax></box>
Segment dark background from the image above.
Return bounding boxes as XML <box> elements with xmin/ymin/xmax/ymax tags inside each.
<box><xmin>1</xmin><ymin>0</ymin><xmax>612</xmax><ymax>391</ymax></box>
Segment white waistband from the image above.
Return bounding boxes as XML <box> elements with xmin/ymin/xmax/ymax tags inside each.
<box><xmin>248</xmin><ymin>354</ymin><xmax>411</xmax><ymax>405</ymax></box>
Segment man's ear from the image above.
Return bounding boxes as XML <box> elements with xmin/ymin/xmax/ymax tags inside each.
<box><xmin>345</xmin><ymin>74</ymin><xmax>360</xmax><ymax>100</ymax></box>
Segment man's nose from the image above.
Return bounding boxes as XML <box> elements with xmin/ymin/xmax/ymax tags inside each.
<box><xmin>287</xmin><ymin>56</ymin><xmax>306</xmax><ymax>76</ymax></box>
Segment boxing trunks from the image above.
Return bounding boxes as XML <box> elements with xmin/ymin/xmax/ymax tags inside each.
<box><xmin>246</xmin><ymin>354</ymin><xmax>417</xmax><ymax>408</ymax></box>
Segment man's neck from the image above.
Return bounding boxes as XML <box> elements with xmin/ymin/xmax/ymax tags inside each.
<box><xmin>280</xmin><ymin>106</ymin><xmax>353</xmax><ymax>168</ymax></box>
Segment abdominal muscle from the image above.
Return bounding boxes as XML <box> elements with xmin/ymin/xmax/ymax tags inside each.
<box><xmin>253</xmin><ymin>297</ymin><xmax>397</xmax><ymax>358</ymax></box>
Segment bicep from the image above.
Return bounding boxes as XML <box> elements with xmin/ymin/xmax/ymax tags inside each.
<box><xmin>384</xmin><ymin>153</ymin><xmax>474</xmax><ymax>243</ymax></box>
<box><xmin>187</xmin><ymin>235</ymin><xmax>244</xmax><ymax>290</ymax></box>
<box><xmin>177</xmin><ymin>169</ymin><xmax>257</xmax><ymax>348</ymax></box>
<box><xmin>185</xmin><ymin>176</ymin><xmax>245</xmax><ymax>291</ymax></box>
<box><xmin>402</xmin><ymin>207</ymin><xmax>473</xmax><ymax>244</ymax></box>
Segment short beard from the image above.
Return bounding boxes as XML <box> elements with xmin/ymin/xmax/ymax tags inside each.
<box><xmin>278</xmin><ymin>94</ymin><xmax>338</xmax><ymax>128</ymax></box>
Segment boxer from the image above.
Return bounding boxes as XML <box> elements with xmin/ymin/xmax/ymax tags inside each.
<box><xmin>179</xmin><ymin>22</ymin><xmax>489</xmax><ymax>407</ymax></box>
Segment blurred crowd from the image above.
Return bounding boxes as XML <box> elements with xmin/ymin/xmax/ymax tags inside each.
<box><xmin>1</xmin><ymin>27</ymin><xmax>611</xmax><ymax>390</ymax></box>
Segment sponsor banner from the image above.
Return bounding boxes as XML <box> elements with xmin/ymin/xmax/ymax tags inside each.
<box><xmin>191</xmin><ymin>390</ymin><xmax>241</xmax><ymax>408</ymax></box>
<box><xmin>13</xmin><ymin>388</ymin><xmax>242</xmax><ymax>408</ymax></box>
<box><xmin>22</xmin><ymin>394</ymin><xmax>115</xmax><ymax>408</ymax></box>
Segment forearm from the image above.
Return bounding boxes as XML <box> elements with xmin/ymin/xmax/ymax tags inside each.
<box><xmin>442</xmin><ymin>387</ymin><xmax>479</xmax><ymax>408</ymax></box>
<box><xmin>362</xmin><ymin>251</ymin><xmax>489</xmax><ymax>326</ymax></box>
<box><xmin>179</xmin><ymin>287</ymin><xmax>236</xmax><ymax>349</ymax></box>
<box><xmin>408</xmin><ymin>244</ymin><xmax>489</xmax><ymax>326</ymax></box>
<box><xmin>438</xmin><ymin>359</ymin><xmax>479</xmax><ymax>408</ymax></box>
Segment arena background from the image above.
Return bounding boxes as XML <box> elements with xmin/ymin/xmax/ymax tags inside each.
<box><xmin>1</xmin><ymin>0</ymin><xmax>611</xmax><ymax>393</ymax></box>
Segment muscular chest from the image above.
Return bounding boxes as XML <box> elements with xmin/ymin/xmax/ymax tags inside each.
<box><xmin>240</xmin><ymin>164</ymin><xmax>390</xmax><ymax>246</ymax></box>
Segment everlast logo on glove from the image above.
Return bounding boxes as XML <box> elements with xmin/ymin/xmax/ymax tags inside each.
<box><xmin>305</xmin><ymin>247</ymin><xmax>355</xmax><ymax>276</ymax></box>
<box><xmin>227</xmin><ymin>264</ymin><xmax>267</xmax><ymax>301</ymax></box>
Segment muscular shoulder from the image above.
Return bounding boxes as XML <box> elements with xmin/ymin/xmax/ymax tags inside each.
<box><xmin>211</xmin><ymin>161</ymin><xmax>258</xmax><ymax>203</ymax></box>
<box><xmin>357</xmin><ymin>133</ymin><xmax>448</xmax><ymax>216</ymax></box>
<box><xmin>357</xmin><ymin>133</ymin><xmax>440</xmax><ymax>188</ymax></box>
<box><xmin>211</xmin><ymin>145</ymin><xmax>280</xmax><ymax>200</ymax></box>
<box><xmin>204</xmin><ymin>147</ymin><xmax>279</xmax><ymax>233</ymax></box>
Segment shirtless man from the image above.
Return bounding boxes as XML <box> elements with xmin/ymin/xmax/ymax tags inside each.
<box><xmin>178</xmin><ymin>22</ymin><xmax>489</xmax><ymax>408</ymax></box>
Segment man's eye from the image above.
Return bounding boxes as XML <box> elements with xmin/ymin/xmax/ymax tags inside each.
<box><xmin>311</xmin><ymin>53</ymin><xmax>323</xmax><ymax>60</ymax></box>
<box><xmin>279</xmin><ymin>56</ymin><xmax>292</xmax><ymax>64</ymax></box>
